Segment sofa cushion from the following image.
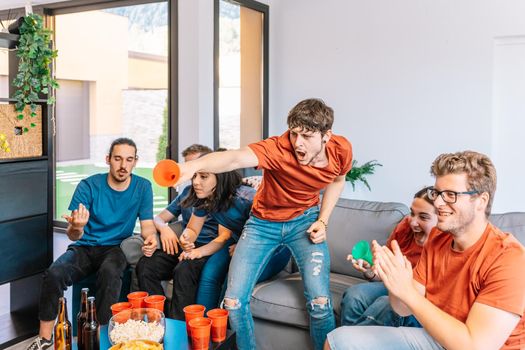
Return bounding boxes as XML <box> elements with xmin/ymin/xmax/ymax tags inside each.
<box><xmin>251</xmin><ymin>272</ymin><xmax>364</xmax><ymax>328</ymax></box>
<box><xmin>327</xmin><ymin>198</ymin><xmax>409</xmax><ymax>278</ymax></box>
<box><xmin>490</xmin><ymin>212</ymin><xmax>525</xmax><ymax>245</ymax></box>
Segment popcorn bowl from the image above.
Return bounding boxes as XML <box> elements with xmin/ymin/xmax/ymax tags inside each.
<box><xmin>108</xmin><ymin>308</ymin><xmax>165</xmax><ymax>345</ymax></box>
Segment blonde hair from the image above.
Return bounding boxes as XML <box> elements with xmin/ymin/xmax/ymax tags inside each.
<box><xmin>430</xmin><ymin>151</ymin><xmax>496</xmax><ymax>217</ymax></box>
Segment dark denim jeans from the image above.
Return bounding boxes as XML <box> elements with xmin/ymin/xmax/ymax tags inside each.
<box><xmin>136</xmin><ymin>246</ymin><xmax>209</xmax><ymax>320</ymax></box>
<box><xmin>341</xmin><ymin>282</ymin><xmax>421</xmax><ymax>327</ymax></box>
<box><xmin>224</xmin><ymin>207</ymin><xmax>335</xmax><ymax>350</ymax></box>
<box><xmin>39</xmin><ymin>245</ymin><xmax>127</xmax><ymax>324</ymax></box>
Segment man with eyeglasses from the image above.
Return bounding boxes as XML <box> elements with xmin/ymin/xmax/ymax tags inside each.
<box><xmin>325</xmin><ymin>151</ymin><xmax>525</xmax><ymax>350</ymax></box>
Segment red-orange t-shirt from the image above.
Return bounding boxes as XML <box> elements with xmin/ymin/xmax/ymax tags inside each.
<box><xmin>386</xmin><ymin>216</ymin><xmax>424</xmax><ymax>267</ymax></box>
<box><xmin>413</xmin><ymin>223</ymin><xmax>525</xmax><ymax>349</ymax></box>
<box><xmin>248</xmin><ymin>131</ymin><xmax>352</xmax><ymax>221</ymax></box>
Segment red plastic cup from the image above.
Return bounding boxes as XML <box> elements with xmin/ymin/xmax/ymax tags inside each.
<box><xmin>127</xmin><ymin>291</ymin><xmax>149</xmax><ymax>308</ymax></box>
<box><xmin>189</xmin><ymin>317</ymin><xmax>212</xmax><ymax>350</ymax></box>
<box><xmin>183</xmin><ymin>304</ymin><xmax>206</xmax><ymax>335</ymax></box>
<box><xmin>113</xmin><ymin>308</ymin><xmax>132</xmax><ymax>324</ymax></box>
<box><xmin>207</xmin><ymin>308</ymin><xmax>229</xmax><ymax>342</ymax></box>
<box><xmin>144</xmin><ymin>295</ymin><xmax>166</xmax><ymax>313</ymax></box>
<box><xmin>110</xmin><ymin>301</ymin><xmax>133</xmax><ymax>316</ymax></box>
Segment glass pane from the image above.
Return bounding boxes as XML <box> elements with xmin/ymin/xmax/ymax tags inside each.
<box><xmin>54</xmin><ymin>2</ymin><xmax>169</xmax><ymax>230</ymax></box>
<box><xmin>218</xmin><ymin>1</ymin><xmax>265</xmax><ymax>149</ymax></box>
<box><xmin>0</xmin><ymin>47</ymin><xmax>8</xmax><ymax>99</ymax></box>
<box><xmin>0</xmin><ymin>18</ymin><xmax>17</xmax><ymax>99</ymax></box>
<box><xmin>218</xmin><ymin>1</ymin><xmax>241</xmax><ymax>149</ymax></box>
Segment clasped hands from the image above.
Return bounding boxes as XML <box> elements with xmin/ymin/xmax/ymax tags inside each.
<box><xmin>178</xmin><ymin>232</ymin><xmax>202</xmax><ymax>261</ymax></box>
<box><xmin>370</xmin><ymin>240</ymin><xmax>416</xmax><ymax>299</ymax></box>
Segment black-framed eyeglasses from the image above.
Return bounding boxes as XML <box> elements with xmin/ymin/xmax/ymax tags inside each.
<box><xmin>427</xmin><ymin>187</ymin><xmax>479</xmax><ymax>204</ymax></box>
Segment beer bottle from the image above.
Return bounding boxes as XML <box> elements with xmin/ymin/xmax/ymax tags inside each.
<box><xmin>76</xmin><ymin>288</ymin><xmax>89</xmax><ymax>350</ymax></box>
<box><xmin>82</xmin><ymin>296</ymin><xmax>100</xmax><ymax>350</ymax></box>
<box><xmin>54</xmin><ymin>297</ymin><xmax>72</xmax><ymax>350</ymax></box>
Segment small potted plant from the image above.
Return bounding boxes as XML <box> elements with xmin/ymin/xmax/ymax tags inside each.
<box><xmin>11</xmin><ymin>13</ymin><xmax>58</xmax><ymax>131</ymax></box>
<box><xmin>345</xmin><ymin>159</ymin><xmax>382</xmax><ymax>191</ymax></box>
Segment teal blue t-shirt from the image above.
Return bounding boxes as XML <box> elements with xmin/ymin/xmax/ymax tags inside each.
<box><xmin>193</xmin><ymin>185</ymin><xmax>255</xmax><ymax>241</ymax></box>
<box><xmin>68</xmin><ymin>173</ymin><xmax>153</xmax><ymax>246</ymax></box>
<box><xmin>166</xmin><ymin>186</ymin><xmax>219</xmax><ymax>244</ymax></box>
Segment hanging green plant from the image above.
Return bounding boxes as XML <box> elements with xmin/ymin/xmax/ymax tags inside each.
<box><xmin>12</xmin><ymin>13</ymin><xmax>59</xmax><ymax>129</ymax></box>
<box><xmin>345</xmin><ymin>159</ymin><xmax>382</xmax><ymax>191</ymax></box>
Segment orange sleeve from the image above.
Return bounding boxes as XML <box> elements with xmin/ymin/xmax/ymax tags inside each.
<box><xmin>386</xmin><ymin>216</ymin><xmax>410</xmax><ymax>250</ymax></box>
<box><xmin>248</xmin><ymin>135</ymin><xmax>284</xmax><ymax>171</ymax></box>
<box><xmin>476</xmin><ymin>243</ymin><xmax>525</xmax><ymax>316</ymax></box>
<box><xmin>337</xmin><ymin>137</ymin><xmax>353</xmax><ymax>176</ymax></box>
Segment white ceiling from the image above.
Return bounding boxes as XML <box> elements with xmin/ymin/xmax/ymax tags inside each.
<box><xmin>0</xmin><ymin>0</ymin><xmax>69</xmax><ymax>11</ymax></box>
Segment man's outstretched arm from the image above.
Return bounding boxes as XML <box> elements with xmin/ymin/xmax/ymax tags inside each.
<box><xmin>176</xmin><ymin>147</ymin><xmax>259</xmax><ymax>187</ymax></box>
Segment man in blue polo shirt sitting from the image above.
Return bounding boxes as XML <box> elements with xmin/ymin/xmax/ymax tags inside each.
<box><xmin>27</xmin><ymin>138</ymin><xmax>157</xmax><ymax>350</ymax></box>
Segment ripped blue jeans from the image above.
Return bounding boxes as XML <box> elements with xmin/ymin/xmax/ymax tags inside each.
<box><xmin>224</xmin><ymin>206</ymin><xmax>335</xmax><ymax>350</ymax></box>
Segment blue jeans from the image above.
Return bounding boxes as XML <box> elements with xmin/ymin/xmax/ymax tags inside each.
<box><xmin>341</xmin><ymin>282</ymin><xmax>421</xmax><ymax>327</ymax></box>
<box><xmin>196</xmin><ymin>244</ymin><xmax>292</xmax><ymax>312</ymax></box>
<box><xmin>224</xmin><ymin>207</ymin><xmax>335</xmax><ymax>350</ymax></box>
<box><xmin>327</xmin><ymin>326</ymin><xmax>444</xmax><ymax>350</ymax></box>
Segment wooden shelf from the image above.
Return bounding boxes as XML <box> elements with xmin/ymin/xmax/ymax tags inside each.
<box><xmin>0</xmin><ymin>33</ymin><xmax>20</xmax><ymax>50</ymax></box>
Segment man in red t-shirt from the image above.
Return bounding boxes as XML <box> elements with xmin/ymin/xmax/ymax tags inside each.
<box><xmin>176</xmin><ymin>98</ymin><xmax>353</xmax><ymax>350</ymax></box>
<box><xmin>325</xmin><ymin>151</ymin><xmax>525</xmax><ymax>350</ymax></box>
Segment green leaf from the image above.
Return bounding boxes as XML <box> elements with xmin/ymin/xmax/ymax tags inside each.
<box><xmin>30</xmin><ymin>123</ymin><xmax>36</xmax><ymax>127</ymax></box>
<box><xmin>23</xmin><ymin>127</ymin><xmax>29</xmax><ymax>133</ymax></box>
<box><xmin>12</xmin><ymin>12</ymin><xmax>59</xmax><ymax>117</ymax></box>
<box><xmin>17</xmin><ymin>114</ymin><xmax>24</xmax><ymax>120</ymax></box>
<box><xmin>345</xmin><ymin>160</ymin><xmax>383</xmax><ymax>191</ymax></box>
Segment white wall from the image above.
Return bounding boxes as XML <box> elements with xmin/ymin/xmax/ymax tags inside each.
<box><xmin>177</xmin><ymin>0</ymin><xmax>525</xmax><ymax>212</ymax></box>
<box><xmin>268</xmin><ymin>0</ymin><xmax>525</xmax><ymax>212</ymax></box>
<box><xmin>178</xmin><ymin>0</ymin><xmax>215</xmax><ymax>155</ymax></box>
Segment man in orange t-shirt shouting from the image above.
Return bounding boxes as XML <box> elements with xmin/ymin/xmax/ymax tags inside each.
<box><xmin>326</xmin><ymin>151</ymin><xmax>525</xmax><ymax>350</ymax></box>
<box><xmin>175</xmin><ymin>98</ymin><xmax>353</xmax><ymax>350</ymax></box>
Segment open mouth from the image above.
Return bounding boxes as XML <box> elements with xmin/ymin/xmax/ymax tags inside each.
<box><xmin>296</xmin><ymin>150</ymin><xmax>306</xmax><ymax>160</ymax></box>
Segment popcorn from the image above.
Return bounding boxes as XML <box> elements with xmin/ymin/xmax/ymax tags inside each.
<box><xmin>109</xmin><ymin>319</ymin><xmax>165</xmax><ymax>344</ymax></box>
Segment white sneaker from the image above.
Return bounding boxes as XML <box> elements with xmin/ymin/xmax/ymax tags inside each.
<box><xmin>26</xmin><ymin>336</ymin><xmax>53</xmax><ymax>350</ymax></box>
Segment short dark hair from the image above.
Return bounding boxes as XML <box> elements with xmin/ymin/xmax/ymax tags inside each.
<box><xmin>181</xmin><ymin>170</ymin><xmax>242</xmax><ymax>213</ymax></box>
<box><xmin>287</xmin><ymin>98</ymin><xmax>334</xmax><ymax>134</ymax></box>
<box><xmin>182</xmin><ymin>144</ymin><xmax>213</xmax><ymax>158</ymax></box>
<box><xmin>414</xmin><ymin>186</ymin><xmax>433</xmax><ymax>206</ymax></box>
<box><xmin>109</xmin><ymin>138</ymin><xmax>137</xmax><ymax>157</ymax></box>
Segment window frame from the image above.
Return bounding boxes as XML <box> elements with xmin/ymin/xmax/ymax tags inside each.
<box><xmin>38</xmin><ymin>0</ymin><xmax>178</xmax><ymax>230</ymax></box>
<box><xmin>213</xmin><ymin>0</ymin><xmax>269</xmax><ymax>150</ymax></box>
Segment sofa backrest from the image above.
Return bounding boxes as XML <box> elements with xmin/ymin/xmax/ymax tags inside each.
<box><xmin>489</xmin><ymin>212</ymin><xmax>525</xmax><ymax>245</ymax></box>
<box><xmin>328</xmin><ymin>198</ymin><xmax>409</xmax><ymax>278</ymax></box>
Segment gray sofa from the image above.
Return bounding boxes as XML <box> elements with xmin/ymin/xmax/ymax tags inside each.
<box><xmin>249</xmin><ymin>198</ymin><xmax>525</xmax><ymax>350</ymax></box>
